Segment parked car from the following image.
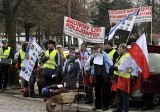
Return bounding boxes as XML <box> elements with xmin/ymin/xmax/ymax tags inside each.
<box><xmin>131</xmin><ymin>45</ymin><xmax>160</xmax><ymax>109</ymax></box>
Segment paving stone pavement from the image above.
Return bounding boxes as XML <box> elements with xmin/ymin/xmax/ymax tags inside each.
<box><xmin>0</xmin><ymin>87</ymin><xmax>160</xmax><ymax>112</ymax></box>
<box><xmin>0</xmin><ymin>86</ymin><xmax>92</xmax><ymax>112</ymax></box>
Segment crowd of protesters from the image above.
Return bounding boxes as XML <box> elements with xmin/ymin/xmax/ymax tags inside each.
<box><xmin>0</xmin><ymin>39</ymin><xmax>141</xmax><ymax>112</ymax></box>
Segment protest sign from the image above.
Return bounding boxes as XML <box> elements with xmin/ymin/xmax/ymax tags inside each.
<box><xmin>108</xmin><ymin>6</ymin><xmax>152</xmax><ymax>24</ymax></box>
<box><xmin>64</xmin><ymin>16</ymin><xmax>105</xmax><ymax>43</ymax></box>
<box><xmin>20</xmin><ymin>38</ymin><xmax>43</xmax><ymax>81</ymax></box>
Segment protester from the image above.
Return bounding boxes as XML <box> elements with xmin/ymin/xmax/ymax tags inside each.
<box><xmin>41</xmin><ymin>40</ymin><xmax>60</xmax><ymax>86</ymax></box>
<box><xmin>112</xmin><ymin>43</ymin><xmax>137</xmax><ymax>112</ymax></box>
<box><xmin>103</xmin><ymin>40</ymin><xmax>119</xmax><ymax>107</ymax></box>
<box><xmin>41</xmin><ymin>84</ymin><xmax>68</xmax><ymax>97</ymax></box>
<box><xmin>55</xmin><ymin>45</ymin><xmax>67</xmax><ymax>84</ymax></box>
<box><xmin>130</xmin><ymin>42</ymin><xmax>140</xmax><ymax>93</ymax></box>
<box><xmin>87</xmin><ymin>44</ymin><xmax>113</xmax><ymax>111</ymax></box>
<box><xmin>63</xmin><ymin>56</ymin><xmax>80</xmax><ymax>90</ymax></box>
<box><xmin>0</xmin><ymin>39</ymin><xmax>14</xmax><ymax>90</ymax></box>
<box><xmin>18</xmin><ymin>41</ymin><xmax>38</xmax><ymax>98</ymax></box>
<box><xmin>103</xmin><ymin>41</ymin><xmax>119</xmax><ymax>65</ymax></box>
<box><xmin>78</xmin><ymin>43</ymin><xmax>90</xmax><ymax>102</ymax></box>
<box><xmin>64</xmin><ymin>48</ymin><xmax>81</xmax><ymax>69</ymax></box>
<box><xmin>84</xmin><ymin>47</ymin><xmax>95</xmax><ymax>104</ymax></box>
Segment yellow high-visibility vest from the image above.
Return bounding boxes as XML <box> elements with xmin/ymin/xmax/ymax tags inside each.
<box><xmin>114</xmin><ymin>53</ymin><xmax>131</xmax><ymax>78</ymax></box>
<box><xmin>108</xmin><ymin>49</ymin><xmax>116</xmax><ymax>60</ymax></box>
<box><xmin>63</xmin><ymin>53</ymin><xmax>67</xmax><ymax>58</ymax></box>
<box><xmin>20</xmin><ymin>49</ymin><xmax>26</xmax><ymax>67</ymax></box>
<box><xmin>0</xmin><ymin>47</ymin><xmax>11</xmax><ymax>58</ymax></box>
<box><xmin>43</xmin><ymin>50</ymin><xmax>58</xmax><ymax>69</ymax></box>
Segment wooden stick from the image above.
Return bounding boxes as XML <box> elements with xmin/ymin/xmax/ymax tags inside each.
<box><xmin>126</xmin><ymin>31</ymin><xmax>132</xmax><ymax>44</ymax></box>
<box><xmin>151</xmin><ymin>20</ymin><xmax>153</xmax><ymax>45</ymax></box>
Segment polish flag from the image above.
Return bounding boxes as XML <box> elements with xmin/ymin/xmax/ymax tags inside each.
<box><xmin>128</xmin><ymin>33</ymin><xmax>150</xmax><ymax>79</ymax></box>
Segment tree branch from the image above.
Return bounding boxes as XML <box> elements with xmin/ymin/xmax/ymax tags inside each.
<box><xmin>13</xmin><ymin>0</ymin><xmax>23</xmax><ymax>13</ymax></box>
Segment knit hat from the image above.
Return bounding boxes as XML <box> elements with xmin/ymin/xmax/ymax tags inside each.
<box><xmin>104</xmin><ymin>41</ymin><xmax>113</xmax><ymax>46</ymax></box>
<box><xmin>41</xmin><ymin>87</ymin><xmax>49</xmax><ymax>96</ymax></box>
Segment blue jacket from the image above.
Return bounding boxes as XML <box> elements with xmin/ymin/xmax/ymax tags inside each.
<box><xmin>88</xmin><ymin>52</ymin><xmax>113</xmax><ymax>76</ymax></box>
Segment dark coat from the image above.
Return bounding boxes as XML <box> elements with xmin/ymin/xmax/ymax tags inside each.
<box><xmin>63</xmin><ymin>61</ymin><xmax>80</xmax><ymax>89</ymax></box>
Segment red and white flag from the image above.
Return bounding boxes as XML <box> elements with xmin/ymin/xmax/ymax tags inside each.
<box><xmin>128</xmin><ymin>33</ymin><xmax>150</xmax><ymax>79</ymax></box>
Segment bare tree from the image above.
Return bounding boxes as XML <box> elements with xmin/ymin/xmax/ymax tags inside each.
<box><xmin>0</xmin><ymin>0</ymin><xmax>23</xmax><ymax>53</ymax></box>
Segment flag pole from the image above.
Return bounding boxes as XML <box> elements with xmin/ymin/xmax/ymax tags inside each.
<box><xmin>113</xmin><ymin>38</ymin><xmax>115</xmax><ymax>46</ymax></box>
<box><xmin>126</xmin><ymin>31</ymin><xmax>132</xmax><ymax>44</ymax></box>
<box><xmin>151</xmin><ymin>10</ymin><xmax>153</xmax><ymax>45</ymax></box>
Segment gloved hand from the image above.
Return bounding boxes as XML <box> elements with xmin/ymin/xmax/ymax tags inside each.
<box><xmin>45</xmin><ymin>56</ymin><xmax>50</xmax><ymax>60</ymax></box>
<box><xmin>131</xmin><ymin>76</ymin><xmax>137</xmax><ymax>81</ymax></box>
<box><xmin>112</xmin><ymin>66</ymin><xmax>118</xmax><ymax>71</ymax></box>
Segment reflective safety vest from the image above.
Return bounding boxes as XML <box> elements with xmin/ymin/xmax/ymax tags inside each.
<box><xmin>114</xmin><ymin>53</ymin><xmax>131</xmax><ymax>78</ymax></box>
<box><xmin>0</xmin><ymin>47</ymin><xmax>11</xmax><ymax>58</ymax></box>
<box><xmin>114</xmin><ymin>53</ymin><xmax>131</xmax><ymax>93</ymax></box>
<box><xmin>20</xmin><ymin>50</ymin><xmax>25</xmax><ymax>67</ymax></box>
<box><xmin>63</xmin><ymin>53</ymin><xmax>67</xmax><ymax>58</ymax></box>
<box><xmin>108</xmin><ymin>49</ymin><xmax>116</xmax><ymax>60</ymax></box>
<box><xmin>43</xmin><ymin>50</ymin><xmax>57</xmax><ymax>69</ymax></box>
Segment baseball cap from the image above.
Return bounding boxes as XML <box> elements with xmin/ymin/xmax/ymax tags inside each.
<box><xmin>41</xmin><ymin>87</ymin><xmax>49</xmax><ymax>96</ymax></box>
<box><xmin>2</xmin><ymin>39</ymin><xmax>8</xmax><ymax>43</ymax></box>
<box><xmin>56</xmin><ymin>45</ymin><xmax>62</xmax><ymax>48</ymax></box>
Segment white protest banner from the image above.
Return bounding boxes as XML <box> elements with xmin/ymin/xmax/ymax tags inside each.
<box><xmin>64</xmin><ymin>16</ymin><xmax>105</xmax><ymax>43</ymax></box>
<box><xmin>108</xmin><ymin>6</ymin><xmax>152</xmax><ymax>24</ymax></box>
<box><xmin>20</xmin><ymin>38</ymin><xmax>43</xmax><ymax>81</ymax></box>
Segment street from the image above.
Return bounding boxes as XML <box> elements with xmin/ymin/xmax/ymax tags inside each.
<box><xmin>0</xmin><ymin>89</ymin><xmax>160</xmax><ymax>112</ymax></box>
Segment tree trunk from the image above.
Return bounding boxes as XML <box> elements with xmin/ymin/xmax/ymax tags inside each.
<box><xmin>5</xmin><ymin>11</ymin><xmax>17</xmax><ymax>85</ymax></box>
<box><xmin>25</xmin><ymin>26</ymin><xmax>30</xmax><ymax>41</ymax></box>
<box><xmin>5</xmin><ymin>11</ymin><xmax>16</xmax><ymax>53</ymax></box>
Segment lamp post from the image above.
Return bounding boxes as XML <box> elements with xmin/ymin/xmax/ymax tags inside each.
<box><xmin>68</xmin><ymin>0</ymin><xmax>71</xmax><ymax>50</ymax></box>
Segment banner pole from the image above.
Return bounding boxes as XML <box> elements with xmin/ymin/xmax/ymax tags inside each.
<box><xmin>63</xmin><ymin>34</ymin><xmax>65</xmax><ymax>48</ymax></box>
<box><xmin>151</xmin><ymin>13</ymin><xmax>153</xmax><ymax>45</ymax></box>
<box><xmin>103</xmin><ymin>35</ymin><xmax>104</xmax><ymax>49</ymax></box>
<box><xmin>126</xmin><ymin>31</ymin><xmax>132</xmax><ymax>44</ymax></box>
<box><xmin>151</xmin><ymin>21</ymin><xmax>152</xmax><ymax>44</ymax></box>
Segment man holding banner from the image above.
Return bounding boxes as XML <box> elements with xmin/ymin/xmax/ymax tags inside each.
<box><xmin>18</xmin><ymin>42</ymin><xmax>38</xmax><ymax>98</ymax></box>
<box><xmin>19</xmin><ymin>39</ymin><xmax>42</xmax><ymax>98</ymax></box>
<box><xmin>41</xmin><ymin>40</ymin><xmax>60</xmax><ymax>86</ymax></box>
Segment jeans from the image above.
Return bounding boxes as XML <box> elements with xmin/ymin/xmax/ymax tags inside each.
<box><xmin>43</xmin><ymin>68</ymin><xmax>56</xmax><ymax>86</ymax></box>
<box><xmin>29</xmin><ymin>71</ymin><xmax>37</xmax><ymax>95</ymax></box>
<box><xmin>24</xmin><ymin>70</ymin><xmax>37</xmax><ymax>95</ymax></box>
<box><xmin>117</xmin><ymin>89</ymin><xmax>129</xmax><ymax>112</ymax></box>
